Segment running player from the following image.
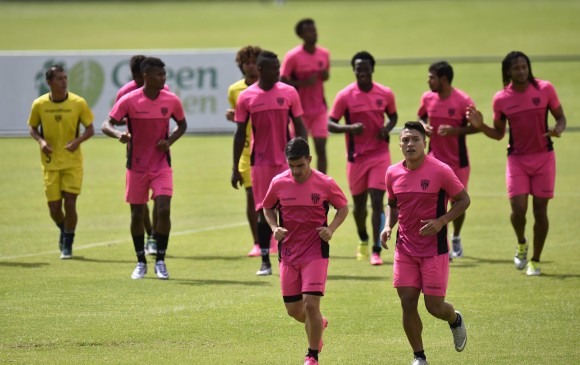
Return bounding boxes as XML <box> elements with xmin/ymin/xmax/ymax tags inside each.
<box><xmin>232</xmin><ymin>50</ymin><xmax>307</xmax><ymax>276</ymax></box>
<box><xmin>466</xmin><ymin>51</ymin><xmax>567</xmax><ymax>276</ymax></box>
<box><xmin>102</xmin><ymin>57</ymin><xmax>187</xmax><ymax>280</ymax></box>
<box><xmin>28</xmin><ymin>64</ymin><xmax>95</xmax><ymax>259</ymax></box>
<box><xmin>381</xmin><ymin>121</ymin><xmax>470</xmax><ymax>365</ymax></box>
<box><xmin>328</xmin><ymin>51</ymin><xmax>397</xmax><ymax>266</ymax></box>
<box><xmin>418</xmin><ymin>61</ymin><xmax>479</xmax><ymax>258</ymax></box>
<box><xmin>263</xmin><ymin>137</ymin><xmax>348</xmax><ymax>365</ymax></box>
<box><xmin>281</xmin><ymin>18</ymin><xmax>330</xmax><ymax>173</ymax></box>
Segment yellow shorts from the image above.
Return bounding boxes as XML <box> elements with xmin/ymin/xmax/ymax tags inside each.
<box><xmin>43</xmin><ymin>166</ymin><xmax>83</xmax><ymax>202</ymax></box>
<box><xmin>239</xmin><ymin>150</ymin><xmax>252</xmax><ymax>189</ymax></box>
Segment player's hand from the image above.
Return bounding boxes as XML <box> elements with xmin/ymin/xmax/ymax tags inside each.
<box><xmin>377</xmin><ymin>127</ymin><xmax>390</xmax><ymax>140</ymax></box>
<box><xmin>65</xmin><ymin>139</ymin><xmax>81</xmax><ymax>152</ymax></box>
<box><xmin>303</xmin><ymin>74</ymin><xmax>318</xmax><ymax>86</ymax></box>
<box><xmin>225</xmin><ymin>109</ymin><xmax>235</xmax><ymax>122</ymax></box>
<box><xmin>316</xmin><ymin>227</ymin><xmax>334</xmax><ymax>241</ymax></box>
<box><xmin>349</xmin><ymin>123</ymin><xmax>364</xmax><ymax>135</ymax></box>
<box><xmin>274</xmin><ymin>227</ymin><xmax>288</xmax><ymax>241</ymax></box>
<box><xmin>465</xmin><ymin>106</ymin><xmax>483</xmax><ymax>129</ymax></box>
<box><xmin>424</xmin><ymin>124</ymin><xmax>434</xmax><ymax>136</ymax></box>
<box><xmin>118</xmin><ymin>131</ymin><xmax>131</xmax><ymax>144</ymax></box>
<box><xmin>157</xmin><ymin>139</ymin><xmax>170</xmax><ymax>152</ymax></box>
<box><xmin>39</xmin><ymin>140</ymin><xmax>53</xmax><ymax>155</ymax></box>
<box><xmin>231</xmin><ymin>169</ymin><xmax>243</xmax><ymax>189</ymax></box>
<box><xmin>419</xmin><ymin>219</ymin><xmax>444</xmax><ymax>236</ymax></box>
<box><xmin>543</xmin><ymin>128</ymin><xmax>563</xmax><ymax>138</ymax></box>
<box><xmin>380</xmin><ymin>227</ymin><xmax>391</xmax><ymax>250</ymax></box>
<box><xmin>437</xmin><ymin>124</ymin><xmax>454</xmax><ymax>136</ymax></box>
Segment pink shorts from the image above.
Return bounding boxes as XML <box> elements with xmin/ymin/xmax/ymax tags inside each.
<box><xmin>450</xmin><ymin>166</ymin><xmax>470</xmax><ymax>202</ymax></box>
<box><xmin>303</xmin><ymin>112</ymin><xmax>329</xmax><ymax>139</ymax></box>
<box><xmin>126</xmin><ymin>168</ymin><xmax>173</xmax><ymax>204</ymax></box>
<box><xmin>393</xmin><ymin>250</ymin><xmax>449</xmax><ymax>297</ymax></box>
<box><xmin>280</xmin><ymin>258</ymin><xmax>329</xmax><ymax>298</ymax></box>
<box><xmin>347</xmin><ymin>156</ymin><xmax>390</xmax><ymax>196</ymax></box>
<box><xmin>506</xmin><ymin>151</ymin><xmax>555</xmax><ymax>199</ymax></box>
<box><xmin>251</xmin><ymin>165</ymin><xmax>286</xmax><ymax>211</ymax></box>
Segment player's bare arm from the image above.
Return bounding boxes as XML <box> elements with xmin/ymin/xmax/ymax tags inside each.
<box><xmin>328</xmin><ymin>118</ymin><xmax>364</xmax><ymax>135</ymax></box>
<box><xmin>317</xmin><ymin>205</ymin><xmax>349</xmax><ymax>242</ymax></box>
<box><xmin>418</xmin><ymin>116</ymin><xmax>433</xmax><ymax>136</ymax></box>
<box><xmin>225</xmin><ymin>109</ymin><xmax>235</xmax><ymax>122</ymax></box>
<box><xmin>437</xmin><ymin>123</ymin><xmax>480</xmax><ymax>137</ymax></box>
<box><xmin>264</xmin><ymin>208</ymin><xmax>288</xmax><ymax>241</ymax></box>
<box><xmin>378</xmin><ymin>111</ymin><xmax>398</xmax><ymax>139</ymax></box>
<box><xmin>101</xmin><ymin>117</ymin><xmax>131</xmax><ymax>143</ymax></box>
<box><xmin>419</xmin><ymin>189</ymin><xmax>470</xmax><ymax>236</ymax></box>
<box><xmin>466</xmin><ymin>105</ymin><xmax>506</xmax><ymax>140</ymax></box>
<box><xmin>65</xmin><ymin>123</ymin><xmax>94</xmax><ymax>152</ymax></box>
<box><xmin>157</xmin><ymin>119</ymin><xmax>187</xmax><ymax>152</ymax></box>
<box><xmin>381</xmin><ymin>198</ymin><xmax>399</xmax><ymax>249</ymax></box>
<box><xmin>231</xmin><ymin>122</ymin><xmax>247</xmax><ymax>189</ymax></box>
<box><xmin>29</xmin><ymin>125</ymin><xmax>52</xmax><ymax>155</ymax></box>
<box><xmin>292</xmin><ymin>116</ymin><xmax>308</xmax><ymax>139</ymax></box>
<box><xmin>544</xmin><ymin>105</ymin><xmax>567</xmax><ymax>138</ymax></box>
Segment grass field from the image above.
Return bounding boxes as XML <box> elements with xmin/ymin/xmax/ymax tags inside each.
<box><xmin>1</xmin><ymin>1</ymin><xmax>579</xmax><ymax>364</ymax></box>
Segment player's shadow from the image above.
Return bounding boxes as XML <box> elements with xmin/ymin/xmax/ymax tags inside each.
<box><xmin>169</xmin><ymin>255</ymin><xmax>245</xmax><ymax>262</ymax></box>
<box><xmin>328</xmin><ymin>275</ymin><xmax>385</xmax><ymax>282</ymax></box>
<box><xmin>452</xmin><ymin>256</ymin><xmax>515</xmax><ymax>267</ymax></box>
<box><xmin>172</xmin><ymin>278</ymin><xmax>271</xmax><ymax>286</ymax></box>
<box><xmin>530</xmin><ymin>273</ymin><xmax>580</xmax><ymax>279</ymax></box>
<box><xmin>0</xmin><ymin>261</ymin><xmax>49</xmax><ymax>268</ymax></box>
<box><xmin>71</xmin><ymin>256</ymin><xmax>134</xmax><ymax>264</ymax></box>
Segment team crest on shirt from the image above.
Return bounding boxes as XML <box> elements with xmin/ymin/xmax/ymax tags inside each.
<box><xmin>55</xmin><ymin>115</ymin><xmax>62</xmax><ymax>122</ymax></box>
<box><xmin>376</xmin><ymin>99</ymin><xmax>383</xmax><ymax>108</ymax></box>
<box><xmin>448</xmin><ymin>108</ymin><xmax>456</xmax><ymax>117</ymax></box>
<box><xmin>532</xmin><ymin>97</ymin><xmax>541</xmax><ymax>106</ymax></box>
<box><xmin>420</xmin><ymin>179</ymin><xmax>430</xmax><ymax>191</ymax></box>
<box><xmin>277</xmin><ymin>97</ymin><xmax>285</xmax><ymax>106</ymax></box>
<box><xmin>311</xmin><ymin>193</ymin><xmax>320</xmax><ymax>204</ymax></box>
<box><xmin>160</xmin><ymin>107</ymin><xmax>168</xmax><ymax>116</ymax></box>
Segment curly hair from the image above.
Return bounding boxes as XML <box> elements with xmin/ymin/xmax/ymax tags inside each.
<box><xmin>235</xmin><ymin>46</ymin><xmax>262</xmax><ymax>74</ymax></box>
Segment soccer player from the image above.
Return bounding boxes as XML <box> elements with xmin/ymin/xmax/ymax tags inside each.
<box><xmin>466</xmin><ymin>51</ymin><xmax>567</xmax><ymax>276</ymax></box>
<box><xmin>328</xmin><ymin>51</ymin><xmax>397</xmax><ymax>266</ymax></box>
<box><xmin>263</xmin><ymin>137</ymin><xmax>349</xmax><ymax>365</ymax></box>
<box><xmin>417</xmin><ymin>61</ymin><xmax>479</xmax><ymax>259</ymax></box>
<box><xmin>28</xmin><ymin>64</ymin><xmax>95</xmax><ymax>259</ymax></box>
<box><xmin>115</xmin><ymin>55</ymin><xmax>167</xmax><ymax>257</ymax></box>
<box><xmin>226</xmin><ymin>46</ymin><xmax>262</xmax><ymax>257</ymax></box>
<box><xmin>381</xmin><ymin>121</ymin><xmax>470</xmax><ymax>365</ymax></box>
<box><xmin>102</xmin><ymin>57</ymin><xmax>187</xmax><ymax>280</ymax></box>
<box><xmin>232</xmin><ymin>50</ymin><xmax>307</xmax><ymax>276</ymax></box>
<box><xmin>280</xmin><ymin>18</ymin><xmax>330</xmax><ymax>173</ymax></box>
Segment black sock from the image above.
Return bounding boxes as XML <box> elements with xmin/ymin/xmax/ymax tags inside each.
<box><xmin>307</xmin><ymin>348</ymin><xmax>319</xmax><ymax>361</ymax></box>
<box><xmin>63</xmin><ymin>231</ymin><xmax>75</xmax><ymax>247</ymax></box>
<box><xmin>132</xmin><ymin>234</ymin><xmax>146</xmax><ymax>263</ymax></box>
<box><xmin>145</xmin><ymin>228</ymin><xmax>152</xmax><ymax>238</ymax></box>
<box><xmin>257</xmin><ymin>221</ymin><xmax>272</xmax><ymax>265</ymax></box>
<box><xmin>451</xmin><ymin>312</ymin><xmax>462</xmax><ymax>328</ymax></box>
<box><xmin>413</xmin><ymin>350</ymin><xmax>426</xmax><ymax>360</ymax></box>
<box><xmin>155</xmin><ymin>233</ymin><xmax>168</xmax><ymax>262</ymax></box>
<box><xmin>56</xmin><ymin>222</ymin><xmax>65</xmax><ymax>245</ymax></box>
<box><xmin>357</xmin><ymin>230</ymin><xmax>369</xmax><ymax>242</ymax></box>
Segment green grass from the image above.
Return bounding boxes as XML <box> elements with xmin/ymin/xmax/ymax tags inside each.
<box><xmin>1</xmin><ymin>1</ymin><xmax>579</xmax><ymax>364</ymax></box>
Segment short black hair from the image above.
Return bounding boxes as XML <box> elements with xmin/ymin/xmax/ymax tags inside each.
<box><xmin>351</xmin><ymin>51</ymin><xmax>375</xmax><ymax>70</ymax></box>
<box><xmin>130</xmin><ymin>55</ymin><xmax>146</xmax><ymax>76</ymax></box>
<box><xmin>402</xmin><ymin>121</ymin><xmax>426</xmax><ymax>139</ymax></box>
<box><xmin>429</xmin><ymin>61</ymin><xmax>454</xmax><ymax>83</ymax></box>
<box><xmin>141</xmin><ymin>57</ymin><xmax>165</xmax><ymax>74</ymax></box>
<box><xmin>285</xmin><ymin>137</ymin><xmax>310</xmax><ymax>160</ymax></box>
<box><xmin>295</xmin><ymin>18</ymin><xmax>315</xmax><ymax>37</ymax></box>
<box><xmin>501</xmin><ymin>50</ymin><xmax>538</xmax><ymax>88</ymax></box>
<box><xmin>45</xmin><ymin>64</ymin><xmax>65</xmax><ymax>80</ymax></box>
<box><xmin>257</xmin><ymin>50</ymin><xmax>278</xmax><ymax>68</ymax></box>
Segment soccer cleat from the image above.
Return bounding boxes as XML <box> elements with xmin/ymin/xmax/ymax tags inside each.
<box><xmin>256</xmin><ymin>262</ymin><xmax>272</xmax><ymax>276</ymax></box>
<box><xmin>247</xmin><ymin>244</ymin><xmax>261</xmax><ymax>257</ymax></box>
<box><xmin>526</xmin><ymin>261</ymin><xmax>541</xmax><ymax>276</ymax></box>
<box><xmin>451</xmin><ymin>236</ymin><xmax>463</xmax><ymax>258</ymax></box>
<box><xmin>319</xmin><ymin>317</ymin><xmax>328</xmax><ymax>353</ymax></box>
<box><xmin>60</xmin><ymin>242</ymin><xmax>72</xmax><ymax>259</ymax></box>
<box><xmin>370</xmin><ymin>252</ymin><xmax>384</xmax><ymax>266</ymax></box>
<box><xmin>356</xmin><ymin>241</ymin><xmax>369</xmax><ymax>261</ymax></box>
<box><xmin>411</xmin><ymin>357</ymin><xmax>430</xmax><ymax>365</ymax></box>
<box><xmin>450</xmin><ymin>311</ymin><xmax>467</xmax><ymax>352</ymax></box>
<box><xmin>154</xmin><ymin>260</ymin><xmax>169</xmax><ymax>280</ymax></box>
<box><xmin>145</xmin><ymin>237</ymin><xmax>157</xmax><ymax>256</ymax></box>
<box><xmin>304</xmin><ymin>355</ymin><xmax>319</xmax><ymax>365</ymax></box>
<box><xmin>514</xmin><ymin>241</ymin><xmax>528</xmax><ymax>270</ymax></box>
<box><xmin>131</xmin><ymin>262</ymin><xmax>147</xmax><ymax>279</ymax></box>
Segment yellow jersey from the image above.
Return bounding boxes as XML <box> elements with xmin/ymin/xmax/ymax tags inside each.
<box><xmin>228</xmin><ymin>79</ymin><xmax>252</xmax><ymax>164</ymax></box>
<box><xmin>28</xmin><ymin>92</ymin><xmax>94</xmax><ymax>171</ymax></box>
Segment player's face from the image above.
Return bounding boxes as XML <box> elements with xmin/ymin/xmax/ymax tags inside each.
<box><xmin>509</xmin><ymin>57</ymin><xmax>529</xmax><ymax>85</ymax></box>
<box><xmin>300</xmin><ymin>23</ymin><xmax>318</xmax><ymax>44</ymax></box>
<box><xmin>354</xmin><ymin>59</ymin><xmax>373</xmax><ymax>87</ymax></box>
<box><xmin>242</xmin><ymin>57</ymin><xmax>258</xmax><ymax>81</ymax></box>
<box><xmin>428</xmin><ymin>71</ymin><xmax>441</xmax><ymax>92</ymax></box>
<box><xmin>144</xmin><ymin>66</ymin><xmax>167</xmax><ymax>90</ymax></box>
<box><xmin>47</xmin><ymin>71</ymin><xmax>68</xmax><ymax>94</ymax></box>
<box><xmin>399</xmin><ymin>129</ymin><xmax>426</xmax><ymax>160</ymax></box>
<box><xmin>258</xmin><ymin>59</ymin><xmax>280</xmax><ymax>85</ymax></box>
<box><xmin>288</xmin><ymin>156</ymin><xmax>312</xmax><ymax>183</ymax></box>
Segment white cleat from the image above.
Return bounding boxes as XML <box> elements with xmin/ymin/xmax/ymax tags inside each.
<box><xmin>131</xmin><ymin>262</ymin><xmax>147</xmax><ymax>279</ymax></box>
<box><xmin>154</xmin><ymin>260</ymin><xmax>169</xmax><ymax>280</ymax></box>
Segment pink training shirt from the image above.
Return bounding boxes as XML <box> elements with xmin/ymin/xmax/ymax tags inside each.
<box><xmin>329</xmin><ymin>82</ymin><xmax>397</xmax><ymax>163</ymax></box>
<box><xmin>418</xmin><ymin>88</ymin><xmax>474</xmax><ymax>169</ymax></box>
<box><xmin>280</xmin><ymin>45</ymin><xmax>330</xmax><ymax>116</ymax></box>
<box><xmin>116</xmin><ymin>80</ymin><xmax>170</xmax><ymax>102</ymax></box>
<box><xmin>263</xmin><ymin>169</ymin><xmax>348</xmax><ymax>265</ymax></box>
<box><xmin>386</xmin><ymin>155</ymin><xmax>464</xmax><ymax>257</ymax></box>
<box><xmin>235</xmin><ymin>82</ymin><xmax>304</xmax><ymax>167</ymax></box>
<box><xmin>109</xmin><ymin>88</ymin><xmax>185</xmax><ymax>172</ymax></box>
<box><xmin>493</xmin><ymin>79</ymin><xmax>561</xmax><ymax>156</ymax></box>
